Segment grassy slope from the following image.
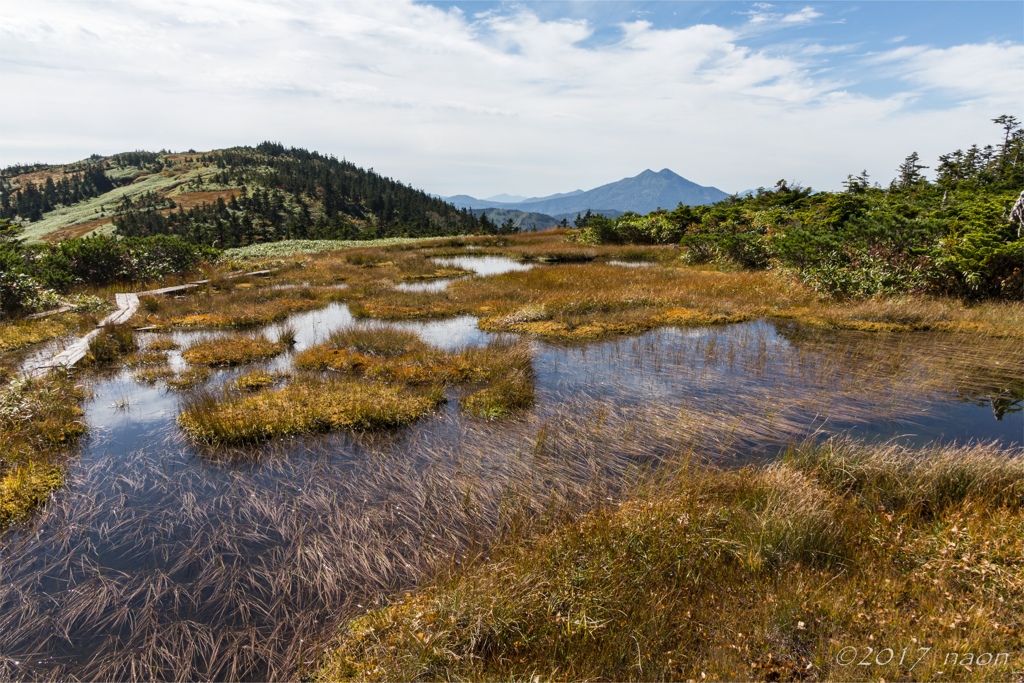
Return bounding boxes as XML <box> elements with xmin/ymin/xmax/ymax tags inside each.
<box><xmin>14</xmin><ymin>159</ymin><xmax>230</xmax><ymax>242</ymax></box>
<box><xmin>315</xmin><ymin>440</ymin><xmax>1024</xmax><ymax>682</ymax></box>
<box><xmin>220</xmin><ymin>237</ymin><xmax>444</xmax><ymax>260</ymax></box>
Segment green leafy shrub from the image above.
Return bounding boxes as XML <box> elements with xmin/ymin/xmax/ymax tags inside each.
<box><xmin>26</xmin><ymin>235</ymin><xmax>218</xmax><ymax>291</ymax></box>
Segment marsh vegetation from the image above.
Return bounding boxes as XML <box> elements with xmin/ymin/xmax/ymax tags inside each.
<box><xmin>0</xmin><ymin>230</ymin><xmax>1021</xmax><ymax>681</ymax></box>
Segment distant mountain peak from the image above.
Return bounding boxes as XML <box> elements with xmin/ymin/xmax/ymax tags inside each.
<box><xmin>444</xmin><ymin>168</ymin><xmax>727</xmax><ymax>214</ymax></box>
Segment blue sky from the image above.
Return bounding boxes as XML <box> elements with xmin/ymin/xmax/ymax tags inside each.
<box><xmin>1</xmin><ymin>1</ymin><xmax>1021</xmax><ymax>196</ymax></box>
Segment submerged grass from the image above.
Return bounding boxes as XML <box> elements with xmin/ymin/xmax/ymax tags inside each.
<box><xmin>316</xmin><ymin>439</ymin><xmax>1024</xmax><ymax>683</ymax></box>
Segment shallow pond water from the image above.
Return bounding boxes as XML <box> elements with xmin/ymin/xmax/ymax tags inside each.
<box><xmin>431</xmin><ymin>255</ymin><xmax>532</xmax><ymax>275</ymax></box>
<box><xmin>1</xmin><ymin>304</ymin><xmax>1020</xmax><ymax>680</ymax></box>
<box><xmin>394</xmin><ymin>278</ymin><xmax>460</xmax><ymax>292</ymax></box>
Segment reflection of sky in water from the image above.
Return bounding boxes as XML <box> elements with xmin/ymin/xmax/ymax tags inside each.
<box><xmin>395</xmin><ymin>278</ymin><xmax>460</xmax><ymax>292</ymax></box>
<box><xmin>4</xmin><ymin>307</ymin><xmax>1020</xmax><ymax>678</ymax></box>
<box><xmin>122</xmin><ymin>310</ymin><xmax>1021</xmax><ymax>452</ymax></box>
<box><xmin>432</xmin><ymin>255</ymin><xmax>532</xmax><ymax>275</ymax></box>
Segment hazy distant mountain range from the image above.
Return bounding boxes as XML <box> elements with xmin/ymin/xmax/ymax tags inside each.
<box><xmin>445</xmin><ymin>169</ymin><xmax>729</xmax><ymax>218</ymax></box>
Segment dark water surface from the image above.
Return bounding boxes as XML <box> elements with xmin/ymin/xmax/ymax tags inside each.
<box><xmin>2</xmin><ymin>305</ymin><xmax>1020</xmax><ymax>680</ymax></box>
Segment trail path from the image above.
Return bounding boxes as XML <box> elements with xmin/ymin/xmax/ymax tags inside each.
<box><xmin>21</xmin><ymin>270</ymin><xmax>271</xmax><ymax>379</ymax></box>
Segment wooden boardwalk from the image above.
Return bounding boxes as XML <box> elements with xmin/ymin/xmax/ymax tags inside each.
<box><xmin>20</xmin><ymin>270</ymin><xmax>272</xmax><ymax>379</ymax></box>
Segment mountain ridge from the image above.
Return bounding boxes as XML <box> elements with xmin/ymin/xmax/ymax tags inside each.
<box><xmin>445</xmin><ymin>169</ymin><xmax>728</xmax><ymax>215</ymax></box>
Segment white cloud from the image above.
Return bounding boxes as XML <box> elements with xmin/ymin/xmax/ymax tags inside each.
<box><xmin>782</xmin><ymin>7</ymin><xmax>823</xmax><ymax>24</ymax></box>
<box><xmin>0</xmin><ymin>1</ymin><xmax>1017</xmax><ymax>196</ymax></box>
<box><xmin>867</xmin><ymin>42</ymin><xmax>1024</xmax><ymax>108</ymax></box>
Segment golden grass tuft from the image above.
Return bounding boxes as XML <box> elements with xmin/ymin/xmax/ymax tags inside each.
<box><xmin>145</xmin><ymin>337</ymin><xmax>180</xmax><ymax>351</ymax></box>
<box><xmin>123</xmin><ymin>349</ymin><xmax>169</xmax><ymax>366</ymax></box>
<box><xmin>0</xmin><ymin>461</ymin><xmax>65</xmax><ymax>531</ymax></box>
<box><xmin>315</xmin><ymin>440</ymin><xmax>1024</xmax><ymax>683</ymax></box>
<box><xmin>0</xmin><ymin>313</ymin><xmax>87</xmax><ymax>353</ymax></box>
<box><xmin>182</xmin><ymin>335</ymin><xmax>285</xmax><ymax>367</ymax></box>
<box><xmin>177</xmin><ymin>378</ymin><xmax>443</xmax><ymax>444</ymax></box>
<box><xmin>0</xmin><ymin>373</ymin><xmax>85</xmax><ymax>532</ymax></box>
<box><xmin>232</xmin><ymin>369</ymin><xmax>286</xmax><ymax>392</ymax></box>
<box><xmin>166</xmin><ymin>366</ymin><xmax>212</xmax><ymax>390</ymax></box>
<box><xmin>133</xmin><ymin>365</ymin><xmax>175</xmax><ymax>384</ymax></box>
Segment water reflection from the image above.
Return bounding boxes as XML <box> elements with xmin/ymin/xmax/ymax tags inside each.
<box><xmin>395</xmin><ymin>278</ymin><xmax>459</xmax><ymax>293</ymax></box>
<box><xmin>432</xmin><ymin>255</ymin><xmax>532</xmax><ymax>275</ymax></box>
<box><xmin>2</xmin><ymin>305</ymin><xmax>1021</xmax><ymax>680</ymax></box>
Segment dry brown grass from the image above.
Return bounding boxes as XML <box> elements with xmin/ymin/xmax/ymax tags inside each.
<box><xmin>0</xmin><ymin>312</ymin><xmax>92</xmax><ymax>353</ymax></box>
<box><xmin>316</xmin><ymin>440</ymin><xmax>1024</xmax><ymax>682</ymax></box>
<box><xmin>39</xmin><ymin>216</ymin><xmax>114</xmax><ymax>242</ymax></box>
<box><xmin>178</xmin><ymin>378</ymin><xmax>444</xmax><ymax>444</ymax></box>
<box><xmin>202</xmin><ymin>231</ymin><xmax>1024</xmax><ymax>341</ymax></box>
<box><xmin>182</xmin><ymin>335</ymin><xmax>285</xmax><ymax>366</ymax></box>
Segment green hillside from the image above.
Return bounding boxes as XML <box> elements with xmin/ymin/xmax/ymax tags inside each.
<box><xmin>0</xmin><ymin>143</ymin><xmax>485</xmax><ymax>246</ymax></box>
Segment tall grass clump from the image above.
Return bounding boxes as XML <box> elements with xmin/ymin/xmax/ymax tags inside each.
<box><xmin>84</xmin><ymin>323</ymin><xmax>137</xmax><ymax>366</ymax></box>
<box><xmin>316</xmin><ymin>439</ymin><xmax>1024</xmax><ymax>682</ymax></box>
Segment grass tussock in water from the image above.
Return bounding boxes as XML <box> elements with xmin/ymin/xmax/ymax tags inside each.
<box><xmin>132</xmin><ymin>364</ymin><xmax>175</xmax><ymax>384</ymax></box>
<box><xmin>232</xmin><ymin>369</ymin><xmax>286</xmax><ymax>392</ymax></box>
<box><xmin>460</xmin><ymin>370</ymin><xmax>534</xmax><ymax>419</ymax></box>
<box><xmin>182</xmin><ymin>335</ymin><xmax>285</xmax><ymax>366</ymax></box>
<box><xmin>0</xmin><ymin>373</ymin><xmax>85</xmax><ymax>531</ymax></box>
<box><xmin>166</xmin><ymin>366</ymin><xmax>211</xmax><ymax>390</ymax></box>
<box><xmin>178</xmin><ymin>378</ymin><xmax>444</xmax><ymax>444</ymax></box>
<box><xmin>83</xmin><ymin>323</ymin><xmax>137</xmax><ymax>366</ymax></box>
<box><xmin>132</xmin><ymin>284</ymin><xmax>337</xmax><ymax>329</ymax></box>
<box><xmin>316</xmin><ymin>440</ymin><xmax>1024</xmax><ymax>683</ymax></box>
<box><xmin>144</xmin><ymin>337</ymin><xmax>180</xmax><ymax>351</ymax></box>
<box><xmin>296</xmin><ymin>329</ymin><xmax>536</xmax><ymax>418</ymax></box>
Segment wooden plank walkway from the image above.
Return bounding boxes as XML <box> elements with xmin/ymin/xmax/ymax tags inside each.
<box><xmin>19</xmin><ymin>270</ymin><xmax>272</xmax><ymax>380</ymax></box>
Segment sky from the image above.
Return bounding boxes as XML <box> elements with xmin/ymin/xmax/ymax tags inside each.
<box><xmin>0</xmin><ymin>1</ymin><xmax>1021</xmax><ymax>198</ymax></box>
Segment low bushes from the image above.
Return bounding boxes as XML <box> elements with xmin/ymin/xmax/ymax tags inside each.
<box><xmin>1</xmin><ymin>231</ymin><xmax>218</xmax><ymax>314</ymax></box>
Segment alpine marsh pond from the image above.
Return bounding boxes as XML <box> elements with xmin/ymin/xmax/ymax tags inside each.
<box><xmin>1</xmin><ymin>234</ymin><xmax>1022</xmax><ymax>681</ymax></box>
